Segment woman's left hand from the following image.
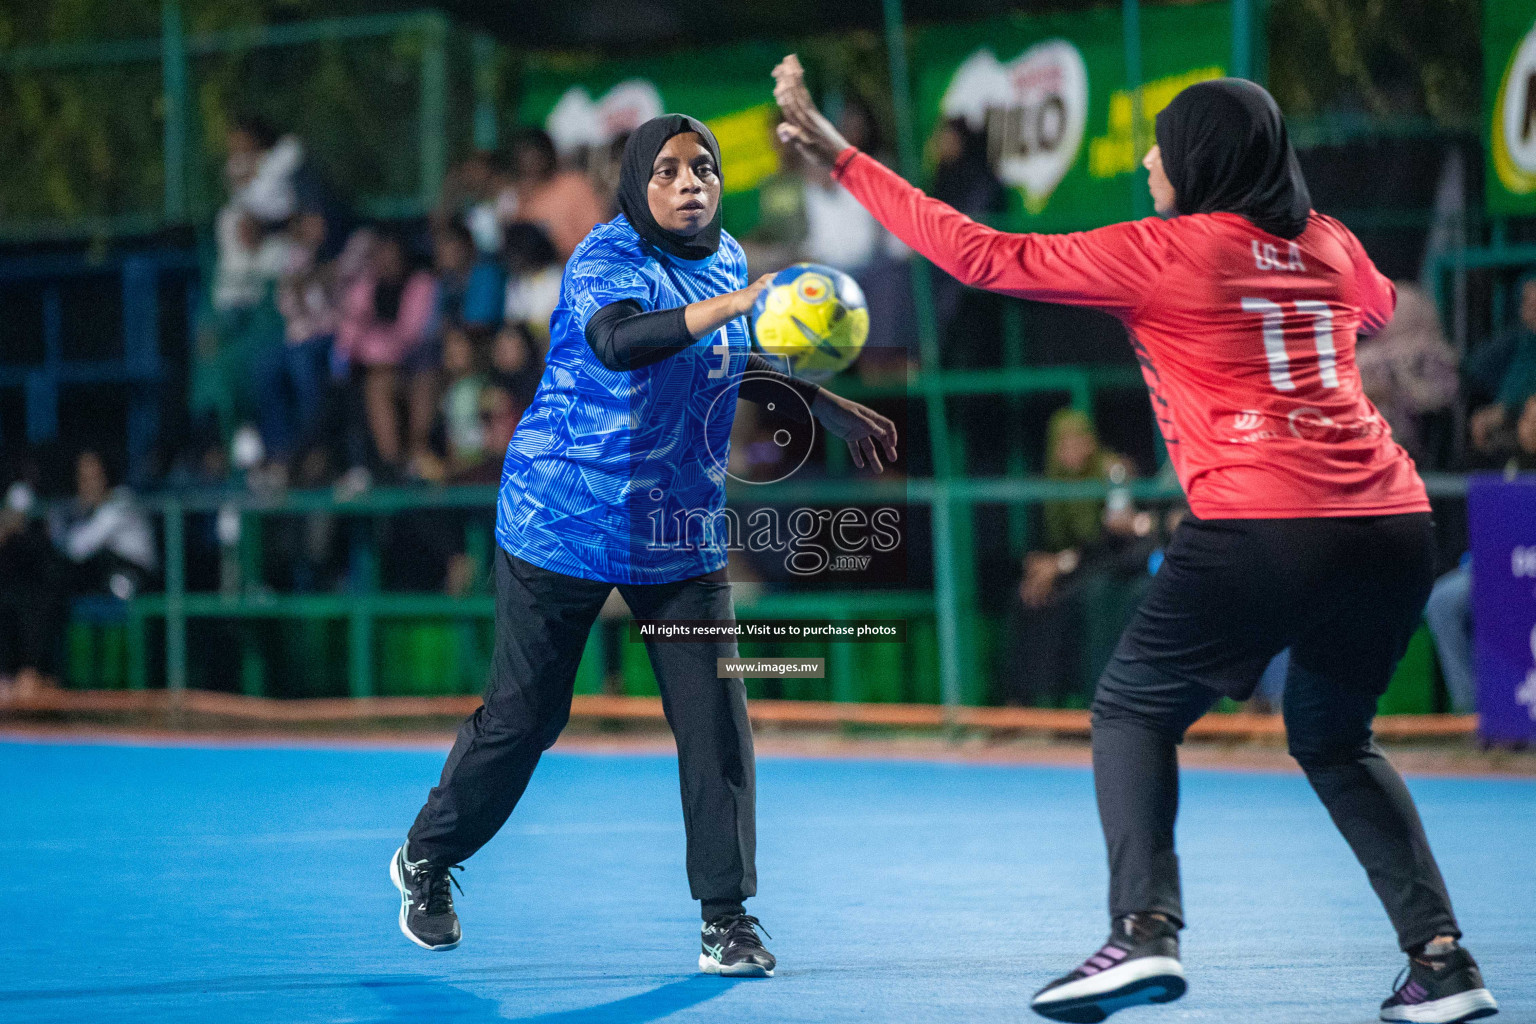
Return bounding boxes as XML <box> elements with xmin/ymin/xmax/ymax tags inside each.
<box><xmin>812</xmin><ymin>391</ymin><xmax>898</xmax><ymax>472</ymax></box>
<box><xmin>772</xmin><ymin>54</ymin><xmax>851</xmax><ymax>169</ymax></box>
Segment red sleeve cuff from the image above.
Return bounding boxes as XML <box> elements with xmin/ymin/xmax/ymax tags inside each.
<box><xmin>830</xmin><ymin>147</ymin><xmax>860</xmax><ymax>179</ymax></box>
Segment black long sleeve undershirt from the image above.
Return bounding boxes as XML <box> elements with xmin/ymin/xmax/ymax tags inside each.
<box><xmin>584</xmin><ymin>300</ymin><xmax>821</xmax><ymax>420</ymax></box>
<box><xmin>740</xmin><ymin>354</ymin><xmax>819</xmax><ymax>421</ymax></box>
<box><xmin>584</xmin><ymin>300</ymin><xmax>693</xmax><ymax>370</ymax></box>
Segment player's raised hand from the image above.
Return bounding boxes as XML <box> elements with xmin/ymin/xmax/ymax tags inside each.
<box><xmin>811</xmin><ymin>390</ymin><xmax>898</xmax><ymax>473</ymax></box>
<box><xmin>772</xmin><ymin>54</ymin><xmax>851</xmax><ymax>169</ymax></box>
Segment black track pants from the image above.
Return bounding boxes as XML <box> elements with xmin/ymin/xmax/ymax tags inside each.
<box><xmin>1089</xmin><ymin>513</ymin><xmax>1459</xmax><ymax>951</ymax></box>
<box><xmin>408</xmin><ymin>550</ymin><xmax>756</xmax><ymax>909</ymax></box>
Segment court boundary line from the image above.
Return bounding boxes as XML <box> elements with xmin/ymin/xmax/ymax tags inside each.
<box><xmin>3</xmin><ymin>722</ymin><xmax>1531</xmax><ymax>780</ymax></box>
<box><xmin>0</xmin><ymin>687</ymin><xmax>1476</xmax><ymax>739</ymax></box>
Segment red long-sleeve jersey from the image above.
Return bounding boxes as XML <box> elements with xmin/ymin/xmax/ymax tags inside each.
<box><xmin>833</xmin><ymin>149</ymin><xmax>1429</xmax><ymax>519</ymax></box>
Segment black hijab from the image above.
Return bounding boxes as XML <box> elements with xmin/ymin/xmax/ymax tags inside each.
<box><xmin>1153</xmin><ymin>78</ymin><xmax>1311</xmax><ymax>240</ymax></box>
<box><xmin>617</xmin><ymin>114</ymin><xmax>723</xmax><ymax>261</ymax></box>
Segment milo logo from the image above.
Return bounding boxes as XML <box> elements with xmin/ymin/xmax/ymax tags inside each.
<box><xmin>1493</xmin><ymin>18</ymin><xmax>1536</xmax><ymax>195</ymax></box>
<box><xmin>940</xmin><ymin>40</ymin><xmax>1089</xmax><ymax>214</ymax></box>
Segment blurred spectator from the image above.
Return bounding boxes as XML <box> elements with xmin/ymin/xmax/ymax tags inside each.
<box><xmin>488</xmin><ymin>321</ymin><xmax>543</xmax><ymax>414</ymax></box>
<box><xmin>455</xmin><ymin>383</ymin><xmax>522</xmax><ymax>485</ymax></box>
<box><xmin>195</xmin><ymin>117</ymin><xmax>292</xmax><ymax>440</ymax></box>
<box><xmin>335</xmin><ymin>231</ymin><xmax>438</xmax><ymax>475</ymax></box>
<box><xmin>0</xmin><ymin>480</ymin><xmax>65</xmax><ymax>698</ymax></box>
<box><xmin>586</xmin><ymin>132</ymin><xmax>631</xmax><ymax>214</ymax></box>
<box><xmin>929</xmin><ymin>116</ymin><xmax>1006</xmax><ymax>365</ymax></box>
<box><xmin>438</xmin><ymin>330</ymin><xmax>490</xmax><ymax>477</ymax></box>
<box><xmin>1466</xmin><ymin>273</ymin><xmax>1536</xmax><ymax>458</ymax></box>
<box><xmin>255</xmin><ymin>231</ymin><xmax>341</xmax><ymax>472</ymax></box>
<box><xmin>1356</xmin><ymin>282</ymin><xmax>1458</xmax><ymax>464</ymax></box>
<box><xmin>801</xmin><ymin>99</ymin><xmax>903</xmax><ymax>274</ymax></box>
<box><xmin>930</xmin><ymin>117</ymin><xmax>1006</xmax><ymax>220</ymax></box>
<box><xmin>48</xmin><ymin>451</ymin><xmax>156</xmax><ymax>601</ymax></box>
<box><xmin>387</xmin><ymin>380</ymin><xmax>522</xmax><ymax>598</ymax></box>
<box><xmin>810</xmin><ymin>99</ymin><xmax>914</xmax><ymax>379</ymax></box>
<box><xmin>501</xmin><ymin>222</ymin><xmax>562</xmax><ymax>351</ymax></box>
<box><xmin>1000</xmin><ymin>409</ymin><xmax>1152</xmax><ymax>707</ymax></box>
<box><xmin>508</xmin><ymin>127</ymin><xmax>607</xmax><ymax>260</ymax></box>
<box><xmin>415</xmin><ymin>222</ymin><xmax>506</xmax><ymax>479</ymax></box>
<box><xmin>227</xmin><ymin>115</ymin><xmax>304</xmax><ymax>228</ymax></box>
<box><xmin>1487</xmin><ymin>393</ymin><xmax>1536</xmax><ymax>472</ymax></box>
<box><xmin>803</xmin><ymin>164</ymin><xmax>889</xmax><ymax>274</ymax></box>
<box><xmin>1424</xmin><ymin>554</ymin><xmax>1476</xmax><ymax>715</ymax></box>
<box><xmin>747</xmin><ymin>134</ymin><xmax>810</xmax><ymax>274</ymax></box>
<box><xmin>435</xmin><ymin>221</ymin><xmax>506</xmax><ymax>343</ymax></box>
<box><xmin>438</xmin><ymin>149</ymin><xmax>521</xmax><ymax>256</ymax></box>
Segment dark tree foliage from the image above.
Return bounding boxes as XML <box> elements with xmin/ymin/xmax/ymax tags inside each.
<box><xmin>0</xmin><ymin>0</ymin><xmax>1488</xmax><ymax>228</ymax></box>
<box><xmin>1268</xmin><ymin>0</ymin><xmax>1482</xmax><ymax>127</ymax></box>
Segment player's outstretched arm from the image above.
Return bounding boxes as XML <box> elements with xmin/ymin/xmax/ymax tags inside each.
<box><xmin>772</xmin><ymin>54</ymin><xmax>1012</xmax><ymax>292</ymax></box>
<box><xmin>684</xmin><ymin>273</ymin><xmax>775</xmax><ymax>340</ymax></box>
<box><xmin>586</xmin><ymin>274</ymin><xmax>775</xmax><ymax>372</ymax></box>
<box><xmin>772</xmin><ymin>53</ymin><xmax>1158</xmax><ymax>317</ymax></box>
<box><xmin>810</xmin><ymin>389</ymin><xmax>898</xmax><ymax>472</ymax></box>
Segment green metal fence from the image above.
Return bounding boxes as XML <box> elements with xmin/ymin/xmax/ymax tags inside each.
<box><xmin>10</xmin><ymin>0</ymin><xmax>1486</xmax><ymax>717</ymax></box>
<box><xmin>97</xmin><ymin>442</ymin><xmax>1469</xmax><ymax>718</ymax></box>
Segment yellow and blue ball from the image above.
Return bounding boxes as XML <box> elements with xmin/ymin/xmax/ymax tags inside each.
<box><xmin>750</xmin><ymin>263</ymin><xmax>869</xmax><ymax>378</ymax></box>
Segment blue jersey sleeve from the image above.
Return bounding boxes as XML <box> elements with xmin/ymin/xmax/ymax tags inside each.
<box><xmin>566</xmin><ymin>244</ymin><xmax>658</xmax><ymax>331</ymax></box>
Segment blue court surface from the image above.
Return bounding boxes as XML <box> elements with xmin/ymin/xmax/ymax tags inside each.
<box><xmin>3</xmin><ymin>737</ymin><xmax>1531</xmax><ymax>1024</ymax></box>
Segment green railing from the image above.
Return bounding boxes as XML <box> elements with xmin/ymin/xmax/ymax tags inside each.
<box><xmin>108</xmin><ymin>455</ymin><xmax>1469</xmax><ymax>716</ymax></box>
<box><xmin>104</xmin><ymin>362</ymin><xmax>1152</xmax><ymax>708</ymax></box>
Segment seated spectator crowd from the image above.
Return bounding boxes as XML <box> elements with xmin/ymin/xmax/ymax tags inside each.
<box><xmin>3</xmin><ymin>106</ymin><xmax>1534</xmax><ymax>717</ymax></box>
<box><xmin>194</xmin><ymin>118</ymin><xmax>583</xmax><ymax>495</ymax></box>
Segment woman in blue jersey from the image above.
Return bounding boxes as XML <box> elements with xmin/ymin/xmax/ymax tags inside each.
<box><xmin>392</xmin><ymin>115</ymin><xmax>897</xmax><ymax>976</ymax></box>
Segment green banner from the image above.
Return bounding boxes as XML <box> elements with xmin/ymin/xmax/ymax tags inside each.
<box><xmin>518</xmin><ymin>41</ymin><xmax>785</xmax><ymax>237</ymax></box>
<box><xmin>1485</xmin><ymin>0</ymin><xmax>1536</xmax><ymax>216</ymax></box>
<box><xmin>911</xmin><ymin>4</ymin><xmax>1231</xmax><ymax>232</ymax></box>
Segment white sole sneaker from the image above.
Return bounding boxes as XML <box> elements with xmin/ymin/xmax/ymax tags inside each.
<box><xmin>1381</xmin><ymin>987</ymin><xmax>1499</xmax><ymax>1023</ymax></box>
<box><xmin>390</xmin><ymin>846</ymin><xmax>459</xmax><ymax>951</ymax></box>
<box><xmin>1031</xmin><ymin>956</ymin><xmax>1187</xmax><ymax>1022</ymax></box>
<box><xmin>699</xmin><ymin>952</ymin><xmax>773</xmax><ymax>978</ymax></box>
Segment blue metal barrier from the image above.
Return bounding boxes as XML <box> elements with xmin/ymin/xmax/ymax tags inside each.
<box><xmin>0</xmin><ymin>248</ymin><xmax>199</xmax><ymax>483</ymax></box>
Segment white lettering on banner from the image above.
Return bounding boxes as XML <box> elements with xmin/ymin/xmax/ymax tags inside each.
<box><xmin>940</xmin><ymin>40</ymin><xmax>1088</xmax><ymax>214</ymax></box>
<box><xmin>1517</xmin><ymin>625</ymin><xmax>1536</xmax><ymax>722</ymax></box>
<box><xmin>1513</xmin><ymin>545</ymin><xmax>1536</xmax><ymax>578</ymax></box>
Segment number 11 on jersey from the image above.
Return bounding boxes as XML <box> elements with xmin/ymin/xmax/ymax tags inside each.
<box><xmin>1241</xmin><ymin>297</ymin><xmax>1339</xmax><ymax>392</ymax></box>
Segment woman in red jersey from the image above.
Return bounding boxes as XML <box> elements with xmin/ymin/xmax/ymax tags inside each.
<box><xmin>774</xmin><ymin>58</ymin><xmax>1497</xmax><ymax>1024</ymax></box>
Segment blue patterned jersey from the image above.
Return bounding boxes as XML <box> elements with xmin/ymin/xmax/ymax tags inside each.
<box><xmin>496</xmin><ymin>215</ymin><xmax>751</xmax><ymax>584</ymax></box>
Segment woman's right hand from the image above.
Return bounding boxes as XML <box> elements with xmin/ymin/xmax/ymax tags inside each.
<box><xmin>687</xmin><ymin>273</ymin><xmax>777</xmax><ymax>340</ymax></box>
<box><xmin>734</xmin><ymin>273</ymin><xmax>776</xmax><ymax>317</ymax></box>
<box><xmin>772</xmin><ymin>54</ymin><xmax>851</xmax><ymax>169</ymax></box>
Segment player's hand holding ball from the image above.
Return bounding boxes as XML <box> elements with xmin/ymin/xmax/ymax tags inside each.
<box><xmin>772</xmin><ymin>54</ymin><xmax>849</xmax><ymax>169</ymax></box>
<box><xmin>734</xmin><ymin>272</ymin><xmax>777</xmax><ymax>316</ymax></box>
<box><xmin>810</xmin><ymin>390</ymin><xmax>897</xmax><ymax>473</ymax></box>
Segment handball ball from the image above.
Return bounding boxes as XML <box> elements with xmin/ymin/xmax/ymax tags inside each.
<box><xmin>750</xmin><ymin>263</ymin><xmax>869</xmax><ymax>378</ymax></box>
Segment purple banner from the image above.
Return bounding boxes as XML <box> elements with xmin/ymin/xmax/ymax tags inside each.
<box><xmin>1468</xmin><ymin>474</ymin><xmax>1536</xmax><ymax>744</ymax></box>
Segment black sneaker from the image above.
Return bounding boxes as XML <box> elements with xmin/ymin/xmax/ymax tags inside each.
<box><xmin>1031</xmin><ymin>914</ymin><xmax>1187</xmax><ymax>1023</ymax></box>
<box><xmin>1380</xmin><ymin>944</ymin><xmax>1498</xmax><ymax>1023</ymax></box>
<box><xmin>390</xmin><ymin>843</ymin><xmax>463</xmax><ymax>951</ymax></box>
<box><xmin>699</xmin><ymin>913</ymin><xmax>775</xmax><ymax>977</ymax></box>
